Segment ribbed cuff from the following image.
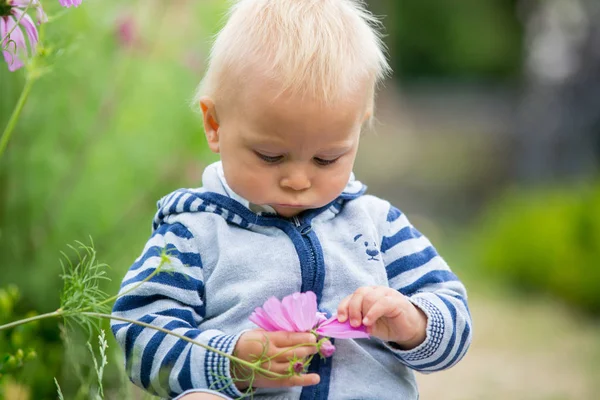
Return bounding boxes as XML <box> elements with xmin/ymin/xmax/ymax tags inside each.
<box><xmin>204</xmin><ymin>332</ymin><xmax>247</xmax><ymax>399</ymax></box>
<box><xmin>384</xmin><ymin>296</ymin><xmax>445</xmax><ymax>364</ymax></box>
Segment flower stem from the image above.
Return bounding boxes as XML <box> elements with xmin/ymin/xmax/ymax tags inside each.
<box><xmin>0</xmin><ymin>308</ymin><xmax>286</xmax><ymax>380</ymax></box>
<box><xmin>0</xmin><ymin>77</ymin><xmax>35</xmax><ymax>163</ymax></box>
<box><xmin>0</xmin><ymin>308</ymin><xmax>62</xmax><ymax>331</ymax></box>
<box><xmin>82</xmin><ymin>312</ymin><xmax>285</xmax><ymax>379</ymax></box>
<box><xmin>91</xmin><ymin>260</ymin><xmax>164</xmax><ymax>310</ymax></box>
<box><xmin>268</xmin><ymin>342</ymin><xmax>318</xmax><ymax>361</ymax></box>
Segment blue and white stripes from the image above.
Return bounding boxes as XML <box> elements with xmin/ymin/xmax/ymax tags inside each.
<box><xmin>111</xmin><ymin>220</ymin><xmax>245</xmax><ymax>399</ymax></box>
<box><xmin>380</xmin><ymin>206</ymin><xmax>472</xmax><ymax>372</ymax></box>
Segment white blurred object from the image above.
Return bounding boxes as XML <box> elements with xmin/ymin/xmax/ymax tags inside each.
<box><xmin>524</xmin><ymin>0</ymin><xmax>588</xmax><ymax>84</ymax></box>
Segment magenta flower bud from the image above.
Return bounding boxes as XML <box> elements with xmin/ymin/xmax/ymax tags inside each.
<box><xmin>320</xmin><ymin>340</ymin><xmax>336</xmax><ymax>358</ymax></box>
<box><xmin>292</xmin><ymin>360</ymin><xmax>304</xmax><ymax>374</ymax></box>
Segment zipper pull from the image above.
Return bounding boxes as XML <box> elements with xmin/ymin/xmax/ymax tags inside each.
<box><xmin>293</xmin><ymin>216</ymin><xmax>312</xmax><ymax>235</ymax></box>
<box><xmin>300</xmin><ymin>224</ymin><xmax>313</xmax><ymax>235</ymax></box>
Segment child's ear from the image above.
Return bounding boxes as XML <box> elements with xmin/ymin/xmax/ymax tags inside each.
<box><xmin>199</xmin><ymin>96</ymin><xmax>220</xmax><ymax>153</ymax></box>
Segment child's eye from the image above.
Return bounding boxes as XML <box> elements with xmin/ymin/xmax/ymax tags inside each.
<box><xmin>255</xmin><ymin>152</ymin><xmax>283</xmax><ymax>164</ymax></box>
<box><xmin>314</xmin><ymin>157</ymin><xmax>339</xmax><ymax>166</ymax></box>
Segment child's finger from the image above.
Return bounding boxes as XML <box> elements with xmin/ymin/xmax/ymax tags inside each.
<box><xmin>336</xmin><ymin>294</ymin><xmax>352</xmax><ymax>322</ymax></box>
<box><xmin>361</xmin><ymin>288</ymin><xmax>387</xmax><ymax>316</ymax></box>
<box><xmin>362</xmin><ymin>296</ymin><xmax>401</xmax><ymax>326</ymax></box>
<box><xmin>274</xmin><ymin>345</ymin><xmax>319</xmax><ymax>362</ymax></box>
<box><xmin>347</xmin><ymin>287</ymin><xmax>372</xmax><ymax>327</ymax></box>
<box><xmin>256</xmin><ymin>373</ymin><xmax>320</xmax><ymax>388</ymax></box>
<box><xmin>271</xmin><ymin>331</ymin><xmax>316</xmax><ymax>347</ymax></box>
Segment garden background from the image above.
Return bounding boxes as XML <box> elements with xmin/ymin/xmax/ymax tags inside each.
<box><xmin>1</xmin><ymin>0</ymin><xmax>599</xmax><ymax>399</ymax></box>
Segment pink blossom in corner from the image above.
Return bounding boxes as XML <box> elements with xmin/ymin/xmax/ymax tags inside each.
<box><xmin>1</xmin><ymin>0</ymin><xmax>47</xmax><ymax>71</ymax></box>
<box><xmin>59</xmin><ymin>0</ymin><xmax>82</xmax><ymax>8</ymax></box>
<box><xmin>249</xmin><ymin>291</ymin><xmax>369</xmax><ymax>340</ymax></box>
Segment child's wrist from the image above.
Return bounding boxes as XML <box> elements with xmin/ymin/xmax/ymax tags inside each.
<box><xmin>393</xmin><ymin>306</ymin><xmax>428</xmax><ymax>350</ymax></box>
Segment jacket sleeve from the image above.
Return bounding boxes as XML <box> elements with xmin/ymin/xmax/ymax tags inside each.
<box><xmin>110</xmin><ymin>221</ymin><xmax>246</xmax><ymax>399</ymax></box>
<box><xmin>379</xmin><ymin>204</ymin><xmax>472</xmax><ymax>373</ymax></box>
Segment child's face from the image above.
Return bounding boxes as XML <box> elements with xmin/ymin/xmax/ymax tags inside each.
<box><xmin>201</xmin><ymin>79</ymin><xmax>370</xmax><ymax>218</ymax></box>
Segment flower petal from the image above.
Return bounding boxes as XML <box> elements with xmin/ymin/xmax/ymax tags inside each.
<box><xmin>1</xmin><ymin>16</ymin><xmax>26</xmax><ymax>71</ymax></box>
<box><xmin>11</xmin><ymin>0</ymin><xmax>37</xmax><ymax>6</ymax></box>
<box><xmin>281</xmin><ymin>291</ymin><xmax>318</xmax><ymax>332</ymax></box>
<box><xmin>262</xmin><ymin>296</ymin><xmax>295</xmax><ymax>331</ymax></box>
<box><xmin>315</xmin><ymin>317</ymin><xmax>370</xmax><ymax>339</ymax></box>
<box><xmin>249</xmin><ymin>307</ymin><xmax>281</xmax><ymax>332</ymax></box>
<box><xmin>11</xmin><ymin>9</ymin><xmax>37</xmax><ymax>54</ymax></box>
<box><xmin>59</xmin><ymin>0</ymin><xmax>83</xmax><ymax>8</ymax></box>
<box><xmin>35</xmin><ymin>5</ymin><xmax>47</xmax><ymax>25</ymax></box>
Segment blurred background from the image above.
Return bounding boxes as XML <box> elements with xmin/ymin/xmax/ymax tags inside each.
<box><xmin>1</xmin><ymin>0</ymin><xmax>599</xmax><ymax>399</ymax></box>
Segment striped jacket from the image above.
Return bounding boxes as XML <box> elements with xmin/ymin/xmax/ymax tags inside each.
<box><xmin>111</xmin><ymin>162</ymin><xmax>472</xmax><ymax>400</ymax></box>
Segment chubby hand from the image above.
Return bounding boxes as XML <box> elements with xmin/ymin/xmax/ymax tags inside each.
<box><xmin>232</xmin><ymin>330</ymin><xmax>320</xmax><ymax>391</ymax></box>
<box><xmin>337</xmin><ymin>286</ymin><xmax>428</xmax><ymax>349</ymax></box>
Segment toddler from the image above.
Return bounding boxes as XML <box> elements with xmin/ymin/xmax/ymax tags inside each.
<box><xmin>111</xmin><ymin>1</ymin><xmax>472</xmax><ymax>399</ymax></box>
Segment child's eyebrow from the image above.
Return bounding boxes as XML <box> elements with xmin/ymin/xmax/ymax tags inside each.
<box><xmin>317</xmin><ymin>141</ymin><xmax>355</xmax><ymax>155</ymax></box>
<box><xmin>241</xmin><ymin>133</ymin><xmax>287</xmax><ymax>147</ymax></box>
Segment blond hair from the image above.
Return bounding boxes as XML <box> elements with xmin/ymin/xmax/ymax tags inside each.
<box><xmin>194</xmin><ymin>0</ymin><xmax>391</xmax><ymax>109</ymax></box>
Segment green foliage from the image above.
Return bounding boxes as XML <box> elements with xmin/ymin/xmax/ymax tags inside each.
<box><xmin>472</xmin><ymin>184</ymin><xmax>600</xmax><ymax>315</ymax></box>
<box><xmin>370</xmin><ymin>0</ymin><xmax>523</xmax><ymax>81</ymax></box>
<box><xmin>59</xmin><ymin>241</ymin><xmax>111</xmax><ymax>333</ymax></box>
<box><xmin>0</xmin><ymin>2</ymin><xmax>228</xmax><ymax>397</ymax></box>
<box><xmin>0</xmin><ymin>285</ymin><xmax>63</xmax><ymax>399</ymax></box>
<box><xmin>55</xmin><ymin>378</ymin><xmax>65</xmax><ymax>400</ymax></box>
<box><xmin>0</xmin><ymin>286</ymin><xmax>39</xmax><ymax>378</ymax></box>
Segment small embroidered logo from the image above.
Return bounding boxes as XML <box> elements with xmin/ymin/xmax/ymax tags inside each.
<box><xmin>353</xmin><ymin>234</ymin><xmax>380</xmax><ymax>261</ymax></box>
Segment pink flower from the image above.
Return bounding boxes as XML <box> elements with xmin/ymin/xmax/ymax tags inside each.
<box><xmin>250</xmin><ymin>292</ymin><xmax>319</xmax><ymax>332</ymax></box>
<box><xmin>1</xmin><ymin>0</ymin><xmax>46</xmax><ymax>71</ymax></box>
<box><xmin>249</xmin><ymin>291</ymin><xmax>369</xmax><ymax>340</ymax></box>
<box><xmin>59</xmin><ymin>0</ymin><xmax>82</xmax><ymax>8</ymax></box>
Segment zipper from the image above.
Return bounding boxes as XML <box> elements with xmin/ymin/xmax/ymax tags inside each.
<box><xmin>293</xmin><ymin>216</ymin><xmax>316</xmax><ymax>291</ymax></box>
<box><xmin>294</xmin><ymin>215</ymin><xmax>323</xmax><ymax>400</ymax></box>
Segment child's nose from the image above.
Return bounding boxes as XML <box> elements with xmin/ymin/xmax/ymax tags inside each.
<box><xmin>280</xmin><ymin>170</ymin><xmax>311</xmax><ymax>191</ymax></box>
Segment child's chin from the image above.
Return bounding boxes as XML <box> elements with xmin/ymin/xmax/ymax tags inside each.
<box><xmin>272</xmin><ymin>206</ymin><xmax>307</xmax><ymax>218</ymax></box>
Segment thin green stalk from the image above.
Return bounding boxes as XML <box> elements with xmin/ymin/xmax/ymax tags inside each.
<box><xmin>0</xmin><ymin>308</ymin><xmax>62</xmax><ymax>331</ymax></box>
<box><xmin>0</xmin><ymin>77</ymin><xmax>35</xmax><ymax>162</ymax></box>
<box><xmin>268</xmin><ymin>341</ymin><xmax>319</xmax><ymax>361</ymax></box>
<box><xmin>83</xmin><ymin>312</ymin><xmax>285</xmax><ymax>379</ymax></box>
<box><xmin>91</xmin><ymin>262</ymin><xmax>164</xmax><ymax>310</ymax></box>
<box><xmin>0</xmin><ymin>308</ymin><xmax>286</xmax><ymax>380</ymax></box>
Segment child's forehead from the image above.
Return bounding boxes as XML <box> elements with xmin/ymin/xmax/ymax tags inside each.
<box><xmin>238</xmin><ymin>90</ymin><xmax>367</xmax><ymax>132</ymax></box>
